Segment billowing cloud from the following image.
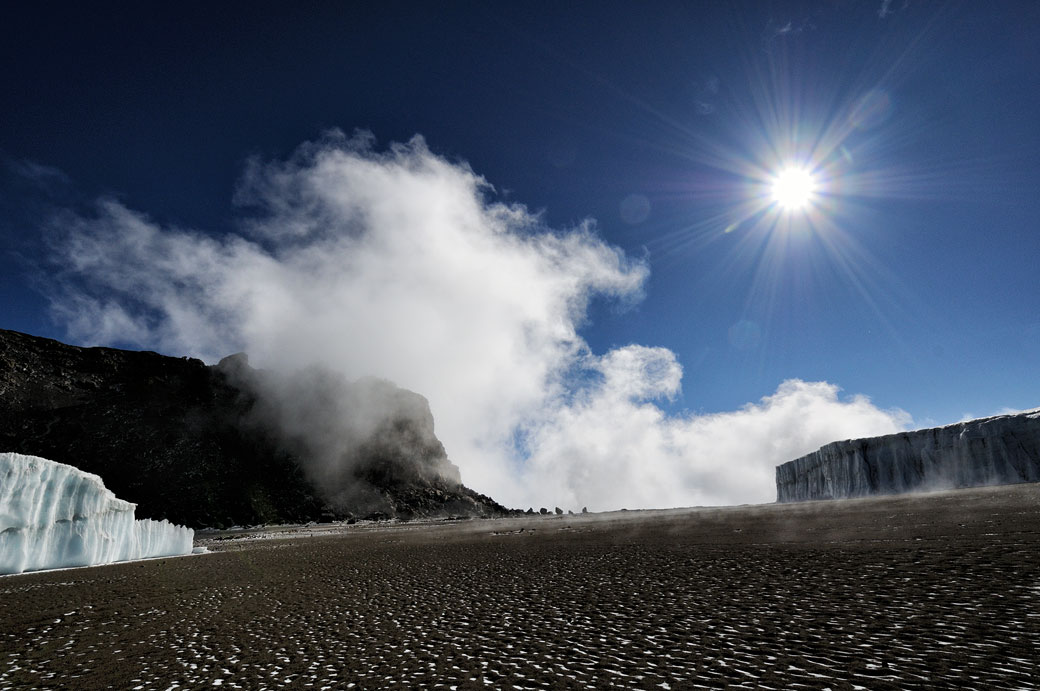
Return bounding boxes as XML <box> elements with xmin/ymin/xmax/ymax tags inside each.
<box><xmin>46</xmin><ymin>130</ymin><xmax>910</xmax><ymax>509</ymax></box>
<box><xmin>523</xmin><ymin>373</ymin><xmax>911</xmax><ymax>508</ymax></box>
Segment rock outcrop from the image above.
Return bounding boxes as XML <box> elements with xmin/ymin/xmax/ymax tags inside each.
<box><xmin>776</xmin><ymin>409</ymin><xmax>1040</xmax><ymax>502</ymax></box>
<box><xmin>0</xmin><ymin>328</ymin><xmax>512</xmax><ymax>527</ymax></box>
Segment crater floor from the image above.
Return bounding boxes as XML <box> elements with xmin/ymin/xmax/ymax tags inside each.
<box><xmin>3</xmin><ymin>483</ymin><xmax>1040</xmax><ymax>689</ymax></box>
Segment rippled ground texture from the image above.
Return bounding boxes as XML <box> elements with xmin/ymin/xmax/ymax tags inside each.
<box><xmin>3</xmin><ymin>484</ymin><xmax>1040</xmax><ymax>690</ymax></box>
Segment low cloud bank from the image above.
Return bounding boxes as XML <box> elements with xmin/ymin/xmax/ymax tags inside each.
<box><xmin>47</xmin><ymin>131</ymin><xmax>909</xmax><ymax>508</ymax></box>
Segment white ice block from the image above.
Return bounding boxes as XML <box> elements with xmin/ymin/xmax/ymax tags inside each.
<box><xmin>0</xmin><ymin>452</ymin><xmax>193</xmax><ymax>575</ymax></box>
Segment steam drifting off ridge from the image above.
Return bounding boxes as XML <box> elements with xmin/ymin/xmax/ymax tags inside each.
<box><xmin>47</xmin><ymin>131</ymin><xmax>910</xmax><ymax>508</ymax></box>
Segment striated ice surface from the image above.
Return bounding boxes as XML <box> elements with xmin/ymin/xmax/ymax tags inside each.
<box><xmin>1</xmin><ymin>452</ymin><xmax>193</xmax><ymax>575</ymax></box>
<box><xmin>776</xmin><ymin>409</ymin><xmax>1040</xmax><ymax>502</ymax></box>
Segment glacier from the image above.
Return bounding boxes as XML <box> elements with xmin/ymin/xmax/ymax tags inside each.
<box><xmin>776</xmin><ymin>408</ymin><xmax>1040</xmax><ymax>503</ymax></box>
<box><xmin>1</xmin><ymin>452</ymin><xmax>194</xmax><ymax>575</ymax></box>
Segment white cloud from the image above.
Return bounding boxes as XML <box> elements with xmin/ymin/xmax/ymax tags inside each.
<box><xmin>4</xmin><ymin>158</ymin><xmax>71</xmax><ymax>191</ymax></box>
<box><xmin>522</xmin><ymin>374</ymin><xmax>910</xmax><ymax>509</ymax></box>
<box><xmin>47</xmin><ymin>130</ymin><xmax>910</xmax><ymax>509</ymax></box>
<box><xmin>957</xmin><ymin>406</ymin><xmax>1037</xmax><ymax>424</ymax></box>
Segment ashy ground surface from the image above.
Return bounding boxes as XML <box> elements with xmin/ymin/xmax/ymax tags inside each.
<box><xmin>3</xmin><ymin>484</ymin><xmax>1040</xmax><ymax>690</ymax></box>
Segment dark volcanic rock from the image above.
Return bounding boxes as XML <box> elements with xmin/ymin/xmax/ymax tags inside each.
<box><xmin>776</xmin><ymin>409</ymin><xmax>1040</xmax><ymax>502</ymax></box>
<box><xmin>0</xmin><ymin>329</ymin><xmax>512</xmax><ymax>527</ymax></box>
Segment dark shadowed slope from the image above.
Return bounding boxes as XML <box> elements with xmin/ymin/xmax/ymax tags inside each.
<box><xmin>0</xmin><ymin>328</ymin><xmax>510</xmax><ymax>527</ymax></box>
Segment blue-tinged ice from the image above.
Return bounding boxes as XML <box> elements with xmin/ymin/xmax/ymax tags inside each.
<box><xmin>1</xmin><ymin>452</ymin><xmax>194</xmax><ymax>575</ymax></box>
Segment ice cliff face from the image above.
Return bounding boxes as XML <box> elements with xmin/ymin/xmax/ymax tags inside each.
<box><xmin>0</xmin><ymin>452</ymin><xmax>194</xmax><ymax>575</ymax></box>
<box><xmin>776</xmin><ymin>409</ymin><xmax>1040</xmax><ymax>502</ymax></box>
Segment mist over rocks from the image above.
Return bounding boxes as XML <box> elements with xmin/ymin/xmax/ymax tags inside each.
<box><xmin>218</xmin><ymin>353</ymin><xmax>465</xmax><ymax>517</ymax></box>
<box><xmin>776</xmin><ymin>409</ymin><xmax>1040</xmax><ymax>502</ymax></box>
<box><xmin>0</xmin><ymin>328</ymin><xmax>509</xmax><ymax>527</ymax></box>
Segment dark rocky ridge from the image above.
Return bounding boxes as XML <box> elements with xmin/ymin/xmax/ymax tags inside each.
<box><xmin>0</xmin><ymin>328</ymin><xmax>511</xmax><ymax>527</ymax></box>
<box><xmin>776</xmin><ymin>409</ymin><xmax>1040</xmax><ymax>502</ymax></box>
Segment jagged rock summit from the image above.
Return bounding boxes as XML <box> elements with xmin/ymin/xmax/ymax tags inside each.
<box><xmin>776</xmin><ymin>408</ymin><xmax>1040</xmax><ymax>502</ymax></box>
<box><xmin>0</xmin><ymin>328</ymin><xmax>511</xmax><ymax>527</ymax></box>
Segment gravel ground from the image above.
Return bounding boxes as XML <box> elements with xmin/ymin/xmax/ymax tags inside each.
<box><xmin>3</xmin><ymin>483</ymin><xmax>1040</xmax><ymax>690</ymax></box>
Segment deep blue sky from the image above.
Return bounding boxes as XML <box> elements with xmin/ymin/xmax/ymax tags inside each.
<box><xmin>2</xmin><ymin>1</ymin><xmax>1038</xmax><ymax>427</ymax></box>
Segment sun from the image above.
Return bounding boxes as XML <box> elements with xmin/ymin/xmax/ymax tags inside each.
<box><xmin>771</xmin><ymin>166</ymin><xmax>817</xmax><ymax>211</ymax></box>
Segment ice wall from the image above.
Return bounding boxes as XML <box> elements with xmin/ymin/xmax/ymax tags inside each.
<box><xmin>0</xmin><ymin>452</ymin><xmax>194</xmax><ymax>575</ymax></box>
<box><xmin>776</xmin><ymin>409</ymin><xmax>1040</xmax><ymax>503</ymax></box>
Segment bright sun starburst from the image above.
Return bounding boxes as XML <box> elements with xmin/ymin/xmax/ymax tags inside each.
<box><xmin>771</xmin><ymin>166</ymin><xmax>817</xmax><ymax>211</ymax></box>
